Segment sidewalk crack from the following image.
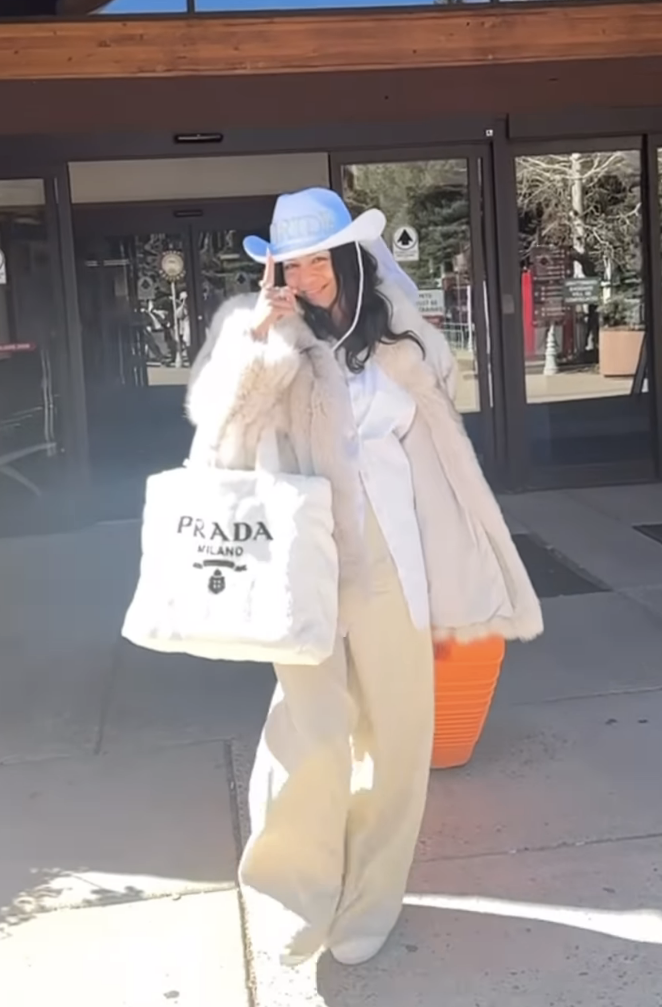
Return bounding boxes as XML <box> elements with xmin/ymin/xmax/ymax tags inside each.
<box><xmin>419</xmin><ymin>829</ymin><xmax>662</xmax><ymax>864</ymax></box>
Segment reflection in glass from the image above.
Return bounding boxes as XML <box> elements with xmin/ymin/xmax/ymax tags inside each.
<box><xmin>516</xmin><ymin>150</ymin><xmax>652</xmax><ymax>467</ymax></box>
<box><xmin>341</xmin><ymin>158</ymin><xmax>486</xmax><ymax>452</ymax></box>
<box><xmin>76</xmin><ymin>231</ymin><xmax>194</xmax><ymax>484</ymax></box>
<box><xmin>78</xmin><ymin>233</ymin><xmax>191</xmax><ymax>390</ymax></box>
<box><xmin>197</xmin><ymin>228</ymin><xmax>265</xmax><ymax>329</ymax></box>
<box><xmin>92</xmin><ymin>0</ymin><xmax>571</xmax><ymax>12</ymax></box>
<box><xmin>194</xmin><ymin>0</ymin><xmax>445</xmax><ymax>10</ymax></box>
<box><xmin>96</xmin><ymin>0</ymin><xmax>187</xmax><ymax>13</ymax></box>
<box><xmin>0</xmin><ymin>181</ymin><xmax>64</xmax><ymax>514</ymax></box>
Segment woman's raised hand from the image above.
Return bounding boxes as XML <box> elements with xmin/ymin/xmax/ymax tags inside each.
<box><xmin>250</xmin><ymin>252</ymin><xmax>298</xmax><ymax>340</ymax></box>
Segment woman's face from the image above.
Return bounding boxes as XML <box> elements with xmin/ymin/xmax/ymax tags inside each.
<box><xmin>282</xmin><ymin>251</ymin><xmax>338</xmax><ymax>310</ymax></box>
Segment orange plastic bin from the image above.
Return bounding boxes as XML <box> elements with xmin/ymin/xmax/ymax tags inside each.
<box><xmin>431</xmin><ymin>637</ymin><xmax>506</xmax><ymax>769</ymax></box>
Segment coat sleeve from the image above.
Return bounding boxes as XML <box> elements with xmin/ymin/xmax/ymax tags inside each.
<box><xmin>185</xmin><ymin>294</ymin><xmax>302</xmax><ymax>458</ymax></box>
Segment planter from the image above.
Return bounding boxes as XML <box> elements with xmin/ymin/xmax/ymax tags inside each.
<box><xmin>599</xmin><ymin>327</ymin><xmax>644</xmax><ymax>378</ymax></box>
<box><xmin>431</xmin><ymin>637</ymin><xmax>506</xmax><ymax>769</ymax></box>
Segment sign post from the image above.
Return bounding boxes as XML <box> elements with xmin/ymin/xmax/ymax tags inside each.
<box><xmin>531</xmin><ymin>247</ymin><xmax>567</xmax><ymax>374</ymax></box>
<box><xmin>417</xmin><ymin>288</ymin><xmax>445</xmax><ymax>316</ymax></box>
<box><xmin>531</xmin><ymin>246</ymin><xmax>567</xmax><ymax>325</ymax></box>
<box><xmin>160</xmin><ymin>250</ymin><xmax>186</xmax><ymax>367</ymax></box>
<box><xmin>392</xmin><ymin>226</ymin><xmax>419</xmax><ymax>262</ymax></box>
<box><xmin>137</xmin><ymin>275</ymin><xmax>156</xmax><ymax>302</ymax></box>
<box><xmin>563</xmin><ymin>276</ymin><xmax>601</xmax><ymax>305</ymax></box>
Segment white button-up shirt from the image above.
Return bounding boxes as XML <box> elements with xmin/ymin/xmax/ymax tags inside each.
<box><xmin>346</xmin><ymin>359</ymin><xmax>430</xmax><ymax>631</ymax></box>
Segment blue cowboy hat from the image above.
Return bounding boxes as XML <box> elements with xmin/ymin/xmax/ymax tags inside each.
<box><xmin>243</xmin><ymin>187</ymin><xmax>386</xmax><ymax>264</ymax></box>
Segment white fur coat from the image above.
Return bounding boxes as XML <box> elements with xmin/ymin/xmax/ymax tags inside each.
<box><xmin>186</xmin><ymin>282</ymin><xmax>543</xmax><ymax>644</ymax></box>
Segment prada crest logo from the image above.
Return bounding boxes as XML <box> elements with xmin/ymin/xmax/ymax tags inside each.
<box><xmin>177</xmin><ymin>515</ymin><xmax>273</xmax><ymax>596</ymax></box>
<box><xmin>193</xmin><ymin>558</ymin><xmax>247</xmax><ymax>595</ymax></box>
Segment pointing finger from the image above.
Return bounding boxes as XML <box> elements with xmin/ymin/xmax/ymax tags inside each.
<box><xmin>261</xmin><ymin>251</ymin><xmax>276</xmax><ymax>289</ymax></box>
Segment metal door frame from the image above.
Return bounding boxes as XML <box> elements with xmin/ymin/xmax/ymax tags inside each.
<box><xmin>643</xmin><ymin>134</ymin><xmax>662</xmax><ymax>479</ymax></box>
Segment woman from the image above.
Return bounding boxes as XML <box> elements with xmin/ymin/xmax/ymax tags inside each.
<box><xmin>186</xmin><ymin>187</ymin><xmax>542</xmax><ymax>968</ymax></box>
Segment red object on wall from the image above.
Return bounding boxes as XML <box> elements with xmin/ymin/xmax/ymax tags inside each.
<box><xmin>0</xmin><ymin>343</ymin><xmax>37</xmax><ymax>353</ymax></box>
<box><xmin>521</xmin><ymin>269</ymin><xmax>535</xmax><ymax>358</ymax></box>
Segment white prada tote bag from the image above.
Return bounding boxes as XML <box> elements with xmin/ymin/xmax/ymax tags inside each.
<box><xmin>121</xmin><ymin>456</ymin><xmax>339</xmax><ymax>665</ymax></box>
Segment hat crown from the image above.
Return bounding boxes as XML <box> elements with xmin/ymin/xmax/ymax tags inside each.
<box><xmin>242</xmin><ymin>187</ymin><xmax>384</xmax><ymax>263</ymax></box>
<box><xmin>268</xmin><ymin>188</ymin><xmax>352</xmax><ymax>257</ymax></box>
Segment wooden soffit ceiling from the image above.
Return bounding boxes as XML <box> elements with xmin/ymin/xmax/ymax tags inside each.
<box><xmin>1</xmin><ymin>2</ymin><xmax>662</xmax><ymax>81</ymax></box>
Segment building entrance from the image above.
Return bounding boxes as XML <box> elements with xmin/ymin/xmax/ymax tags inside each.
<box><xmin>73</xmin><ymin>197</ymin><xmax>273</xmax><ymax>519</ymax></box>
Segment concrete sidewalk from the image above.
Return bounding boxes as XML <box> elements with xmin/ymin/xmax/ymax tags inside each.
<box><xmin>2</xmin><ymin>484</ymin><xmax>662</xmax><ymax>1004</ymax></box>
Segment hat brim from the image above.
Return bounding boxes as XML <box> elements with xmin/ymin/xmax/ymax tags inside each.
<box><xmin>243</xmin><ymin>207</ymin><xmax>386</xmax><ymax>264</ymax></box>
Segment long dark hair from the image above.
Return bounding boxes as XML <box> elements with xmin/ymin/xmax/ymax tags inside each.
<box><xmin>276</xmin><ymin>244</ymin><xmax>424</xmax><ymax>374</ymax></box>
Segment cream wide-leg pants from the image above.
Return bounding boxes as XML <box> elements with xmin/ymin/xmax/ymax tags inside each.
<box><xmin>238</xmin><ymin>500</ymin><xmax>434</xmax><ymax>961</ymax></box>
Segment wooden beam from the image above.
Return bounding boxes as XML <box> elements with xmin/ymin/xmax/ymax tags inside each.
<box><xmin>1</xmin><ymin>3</ymin><xmax>662</xmax><ymax>81</ymax></box>
<box><xmin>2</xmin><ymin>59</ymin><xmax>661</xmax><ymax>139</ymax></box>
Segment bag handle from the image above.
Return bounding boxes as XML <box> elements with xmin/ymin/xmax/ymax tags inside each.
<box><xmin>255</xmin><ymin>427</ymin><xmax>280</xmax><ymax>475</ymax></box>
<box><xmin>185</xmin><ymin>427</ymin><xmax>279</xmax><ymax>474</ymax></box>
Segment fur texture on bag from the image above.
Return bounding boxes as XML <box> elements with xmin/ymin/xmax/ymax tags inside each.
<box><xmin>186</xmin><ymin>282</ymin><xmax>543</xmax><ymax>644</ymax></box>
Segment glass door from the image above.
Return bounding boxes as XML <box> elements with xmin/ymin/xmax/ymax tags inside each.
<box><xmin>511</xmin><ymin>141</ymin><xmax>656</xmax><ymax>482</ymax></box>
<box><xmin>332</xmin><ymin>149</ymin><xmax>495</xmax><ymax>469</ymax></box>
<box><xmin>76</xmin><ymin>227</ymin><xmax>195</xmax><ymax>478</ymax></box>
<box><xmin>73</xmin><ymin>199</ymin><xmax>272</xmax><ymax>519</ymax></box>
